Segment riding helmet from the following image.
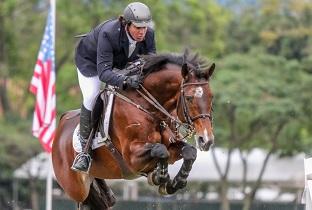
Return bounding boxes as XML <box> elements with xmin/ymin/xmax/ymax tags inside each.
<box><xmin>123</xmin><ymin>2</ymin><xmax>152</xmax><ymax>27</ymax></box>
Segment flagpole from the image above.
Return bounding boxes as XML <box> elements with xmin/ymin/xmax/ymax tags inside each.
<box><xmin>51</xmin><ymin>0</ymin><xmax>55</xmax><ymax>49</ymax></box>
<box><xmin>46</xmin><ymin>1</ymin><xmax>55</xmax><ymax>210</ymax></box>
<box><xmin>46</xmin><ymin>155</ymin><xmax>53</xmax><ymax>210</ymax></box>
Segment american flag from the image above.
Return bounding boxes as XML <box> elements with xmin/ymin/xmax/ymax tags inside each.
<box><xmin>30</xmin><ymin>9</ymin><xmax>56</xmax><ymax>153</ymax></box>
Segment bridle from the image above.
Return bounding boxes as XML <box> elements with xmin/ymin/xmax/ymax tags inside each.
<box><xmin>178</xmin><ymin>79</ymin><xmax>213</xmax><ymax>127</ymax></box>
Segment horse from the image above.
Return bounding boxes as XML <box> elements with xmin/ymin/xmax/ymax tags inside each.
<box><xmin>52</xmin><ymin>50</ymin><xmax>215</xmax><ymax>210</ymax></box>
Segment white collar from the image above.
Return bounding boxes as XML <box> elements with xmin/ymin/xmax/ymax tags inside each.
<box><xmin>126</xmin><ymin>29</ymin><xmax>137</xmax><ymax>46</ymax></box>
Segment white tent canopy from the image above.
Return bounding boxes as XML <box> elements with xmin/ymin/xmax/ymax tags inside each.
<box><xmin>13</xmin><ymin>152</ymin><xmax>55</xmax><ymax>180</ymax></box>
<box><xmin>13</xmin><ymin>147</ymin><xmax>305</xmax><ymax>188</ymax></box>
<box><xmin>169</xmin><ymin>148</ymin><xmax>304</xmax><ymax>187</ymax></box>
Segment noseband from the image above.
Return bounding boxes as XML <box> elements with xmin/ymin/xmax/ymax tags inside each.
<box><xmin>178</xmin><ymin>79</ymin><xmax>213</xmax><ymax>127</ymax></box>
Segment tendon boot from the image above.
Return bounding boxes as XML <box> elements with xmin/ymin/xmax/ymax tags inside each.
<box><xmin>71</xmin><ymin>104</ymin><xmax>92</xmax><ymax>173</ymax></box>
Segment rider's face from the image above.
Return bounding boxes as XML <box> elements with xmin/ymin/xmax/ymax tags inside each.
<box><xmin>128</xmin><ymin>24</ymin><xmax>147</xmax><ymax>42</ymax></box>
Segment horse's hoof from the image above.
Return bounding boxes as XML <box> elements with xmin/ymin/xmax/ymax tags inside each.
<box><xmin>180</xmin><ymin>180</ymin><xmax>187</xmax><ymax>189</ymax></box>
<box><xmin>158</xmin><ymin>184</ymin><xmax>168</xmax><ymax>195</ymax></box>
<box><xmin>147</xmin><ymin>172</ymin><xmax>156</xmax><ymax>186</ymax></box>
<box><xmin>159</xmin><ymin>174</ymin><xmax>170</xmax><ymax>184</ymax></box>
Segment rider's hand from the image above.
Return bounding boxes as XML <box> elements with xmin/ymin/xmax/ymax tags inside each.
<box><xmin>123</xmin><ymin>75</ymin><xmax>140</xmax><ymax>89</ymax></box>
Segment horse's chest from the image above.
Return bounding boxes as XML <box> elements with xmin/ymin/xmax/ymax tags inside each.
<box><xmin>147</xmin><ymin>131</ymin><xmax>161</xmax><ymax>143</ymax></box>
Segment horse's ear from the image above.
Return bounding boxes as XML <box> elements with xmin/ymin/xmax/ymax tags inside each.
<box><xmin>181</xmin><ymin>63</ymin><xmax>189</xmax><ymax>79</ymax></box>
<box><xmin>205</xmin><ymin>63</ymin><xmax>215</xmax><ymax>79</ymax></box>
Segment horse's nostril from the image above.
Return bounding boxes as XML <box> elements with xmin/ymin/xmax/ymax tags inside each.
<box><xmin>198</xmin><ymin>136</ymin><xmax>205</xmax><ymax>144</ymax></box>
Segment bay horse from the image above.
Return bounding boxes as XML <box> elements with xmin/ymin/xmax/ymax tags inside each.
<box><xmin>52</xmin><ymin>50</ymin><xmax>215</xmax><ymax>210</ymax></box>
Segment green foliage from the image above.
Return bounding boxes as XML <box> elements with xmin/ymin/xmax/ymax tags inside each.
<box><xmin>157</xmin><ymin>0</ymin><xmax>230</xmax><ymax>57</ymax></box>
<box><xmin>225</xmin><ymin>0</ymin><xmax>312</xmax><ymax>60</ymax></box>
<box><xmin>0</xmin><ymin>119</ymin><xmax>40</xmax><ymax>178</ymax></box>
<box><xmin>212</xmin><ymin>52</ymin><xmax>312</xmax><ymax>152</ymax></box>
<box><xmin>56</xmin><ymin>63</ymin><xmax>81</xmax><ymax>114</ymax></box>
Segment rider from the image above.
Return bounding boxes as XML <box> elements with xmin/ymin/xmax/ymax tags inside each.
<box><xmin>72</xmin><ymin>2</ymin><xmax>156</xmax><ymax>173</ymax></box>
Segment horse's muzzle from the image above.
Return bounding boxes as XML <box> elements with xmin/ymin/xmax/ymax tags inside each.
<box><xmin>195</xmin><ymin>134</ymin><xmax>214</xmax><ymax>151</ymax></box>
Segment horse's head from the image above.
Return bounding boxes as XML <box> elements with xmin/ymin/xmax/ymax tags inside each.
<box><xmin>177</xmin><ymin>57</ymin><xmax>215</xmax><ymax>151</ymax></box>
<box><xmin>141</xmin><ymin>51</ymin><xmax>215</xmax><ymax>151</ymax></box>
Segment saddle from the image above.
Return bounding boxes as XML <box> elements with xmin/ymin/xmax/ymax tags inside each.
<box><xmin>91</xmin><ymin>89</ymin><xmax>110</xmax><ymax>138</ymax></box>
<box><xmin>69</xmin><ymin>89</ymin><xmax>114</xmax><ymax>153</ymax></box>
<box><xmin>70</xmin><ymin>59</ymin><xmax>146</xmax><ymax>177</ymax></box>
<box><xmin>69</xmin><ymin>58</ymin><xmax>145</xmax><ymax>151</ymax></box>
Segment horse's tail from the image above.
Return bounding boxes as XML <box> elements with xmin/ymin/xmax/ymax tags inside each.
<box><xmin>81</xmin><ymin>178</ymin><xmax>116</xmax><ymax>210</ymax></box>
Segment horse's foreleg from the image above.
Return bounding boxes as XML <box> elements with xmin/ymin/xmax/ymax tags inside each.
<box><xmin>146</xmin><ymin>143</ymin><xmax>170</xmax><ymax>186</ymax></box>
<box><xmin>128</xmin><ymin>141</ymin><xmax>170</xmax><ymax>186</ymax></box>
<box><xmin>159</xmin><ymin>143</ymin><xmax>197</xmax><ymax>195</ymax></box>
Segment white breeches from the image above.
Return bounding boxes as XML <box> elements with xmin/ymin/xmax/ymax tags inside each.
<box><xmin>77</xmin><ymin>69</ymin><xmax>101</xmax><ymax>111</ymax></box>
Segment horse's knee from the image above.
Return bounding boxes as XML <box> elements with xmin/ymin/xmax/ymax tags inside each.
<box><xmin>150</xmin><ymin>143</ymin><xmax>169</xmax><ymax>159</ymax></box>
<box><xmin>181</xmin><ymin>145</ymin><xmax>197</xmax><ymax>161</ymax></box>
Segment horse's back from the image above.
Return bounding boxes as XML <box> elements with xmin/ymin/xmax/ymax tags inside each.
<box><xmin>52</xmin><ymin>110</ymin><xmax>92</xmax><ymax>202</ymax></box>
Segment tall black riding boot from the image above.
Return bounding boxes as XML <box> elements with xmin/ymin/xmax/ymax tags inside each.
<box><xmin>71</xmin><ymin>104</ymin><xmax>92</xmax><ymax>173</ymax></box>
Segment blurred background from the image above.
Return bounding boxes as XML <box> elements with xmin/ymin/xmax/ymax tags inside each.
<box><xmin>1</xmin><ymin>0</ymin><xmax>312</xmax><ymax>209</ymax></box>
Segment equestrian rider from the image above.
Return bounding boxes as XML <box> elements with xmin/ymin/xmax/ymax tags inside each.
<box><xmin>72</xmin><ymin>2</ymin><xmax>156</xmax><ymax>173</ymax></box>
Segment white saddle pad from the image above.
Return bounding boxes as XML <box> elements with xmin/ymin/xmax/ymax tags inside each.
<box><xmin>72</xmin><ymin>125</ymin><xmax>108</xmax><ymax>152</ymax></box>
<box><xmin>73</xmin><ymin>88</ymin><xmax>114</xmax><ymax>153</ymax></box>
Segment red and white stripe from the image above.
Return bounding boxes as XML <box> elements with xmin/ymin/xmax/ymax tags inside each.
<box><xmin>30</xmin><ymin>53</ymin><xmax>56</xmax><ymax>153</ymax></box>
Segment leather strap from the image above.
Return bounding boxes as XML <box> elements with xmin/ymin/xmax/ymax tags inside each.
<box><xmin>103</xmin><ymin>139</ymin><xmax>137</xmax><ymax>178</ymax></box>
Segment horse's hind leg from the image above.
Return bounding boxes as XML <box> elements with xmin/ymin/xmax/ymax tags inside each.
<box><xmin>94</xmin><ymin>179</ymin><xmax>116</xmax><ymax>206</ymax></box>
<box><xmin>52</xmin><ymin>115</ymin><xmax>93</xmax><ymax>203</ymax></box>
<box><xmin>160</xmin><ymin>143</ymin><xmax>197</xmax><ymax>195</ymax></box>
<box><xmin>82</xmin><ymin>179</ymin><xmax>116</xmax><ymax>210</ymax></box>
<box><xmin>77</xmin><ymin>202</ymin><xmax>84</xmax><ymax>210</ymax></box>
<box><xmin>77</xmin><ymin>202</ymin><xmax>90</xmax><ymax>210</ymax></box>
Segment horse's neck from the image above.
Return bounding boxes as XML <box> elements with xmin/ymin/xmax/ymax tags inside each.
<box><xmin>143</xmin><ymin>68</ymin><xmax>181</xmax><ymax>112</ymax></box>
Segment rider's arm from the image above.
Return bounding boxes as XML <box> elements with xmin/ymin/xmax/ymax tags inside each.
<box><xmin>97</xmin><ymin>31</ymin><xmax>125</xmax><ymax>88</ymax></box>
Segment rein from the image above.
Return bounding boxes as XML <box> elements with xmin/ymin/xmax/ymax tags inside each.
<box><xmin>106</xmin><ymin>85</ymin><xmax>192</xmax><ymax>142</ymax></box>
<box><xmin>137</xmin><ymin>85</ymin><xmax>183</xmax><ymax>125</ymax></box>
<box><xmin>108</xmin><ymin>79</ymin><xmax>212</xmax><ymax>143</ymax></box>
<box><xmin>137</xmin><ymin>85</ymin><xmax>194</xmax><ymax>142</ymax></box>
<box><xmin>106</xmin><ymin>86</ymin><xmax>181</xmax><ymax>126</ymax></box>
<box><xmin>107</xmin><ymin>60</ymin><xmax>213</xmax><ymax>143</ymax></box>
<box><xmin>105</xmin><ymin>86</ymin><xmax>154</xmax><ymax>118</ymax></box>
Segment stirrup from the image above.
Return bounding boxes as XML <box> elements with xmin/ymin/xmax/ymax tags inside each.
<box><xmin>71</xmin><ymin>152</ymin><xmax>92</xmax><ymax>174</ymax></box>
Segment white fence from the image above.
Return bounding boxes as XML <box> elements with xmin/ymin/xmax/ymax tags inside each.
<box><xmin>304</xmin><ymin>157</ymin><xmax>312</xmax><ymax>210</ymax></box>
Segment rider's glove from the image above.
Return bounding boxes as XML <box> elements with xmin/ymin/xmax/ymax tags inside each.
<box><xmin>123</xmin><ymin>75</ymin><xmax>140</xmax><ymax>89</ymax></box>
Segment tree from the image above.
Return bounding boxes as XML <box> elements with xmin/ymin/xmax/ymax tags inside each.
<box><xmin>211</xmin><ymin>52</ymin><xmax>312</xmax><ymax>210</ymax></box>
<box><xmin>156</xmin><ymin>0</ymin><xmax>230</xmax><ymax>57</ymax></box>
<box><xmin>224</xmin><ymin>0</ymin><xmax>312</xmax><ymax>60</ymax></box>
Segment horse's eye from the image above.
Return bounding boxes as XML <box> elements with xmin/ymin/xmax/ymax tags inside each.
<box><xmin>185</xmin><ymin>95</ymin><xmax>194</xmax><ymax>102</ymax></box>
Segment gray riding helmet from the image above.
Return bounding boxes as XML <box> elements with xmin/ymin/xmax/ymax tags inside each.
<box><xmin>123</xmin><ymin>2</ymin><xmax>152</xmax><ymax>27</ymax></box>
